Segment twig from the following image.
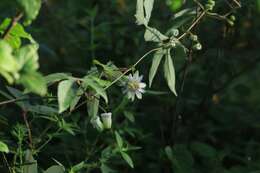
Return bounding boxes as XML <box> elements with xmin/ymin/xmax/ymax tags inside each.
<box><xmin>177</xmin><ymin>10</ymin><xmax>206</xmax><ymax>40</ymax></box>
<box><xmin>22</xmin><ymin>110</ymin><xmax>34</xmax><ymax>150</ymax></box>
<box><xmin>2</xmin><ymin>12</ymin><xmax>23</xmax><ymax>39</ymax></box>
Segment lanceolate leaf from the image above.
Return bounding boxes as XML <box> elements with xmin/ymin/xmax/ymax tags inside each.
<box><xmin>164</xmin><ymin>49</ymin><xmax>177</xmax><ymax>96</ymax></box>
<box><xmin>58</xmin><ymin>79</ymin><xmax>78</xmax><ymax>113</ymax></box>
<box><xmin>135</xmin><ymin>0</ymin><xmax>146</xmax><ymax>25</ymax></box>
<box><xmin>144</xmin><ymin>27</ymin><xmax>168</xmax><ymax>42</ymax></box>
<box><xmin>144</xmin><ymin>0</ymin><xmax>154</xmax><ymax>23</ymax></box>
<box><xmin>121</xmin><ymin>152</ymin><xmax>134</xmax><ymax>168</ymax></box>
<box><xmin>149</xmin><ymin>48</ymin><xmax>165</xmax><ymax>87</ymax></box>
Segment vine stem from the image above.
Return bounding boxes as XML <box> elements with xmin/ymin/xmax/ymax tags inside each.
<box><xmin>177</xmin><ymin>10</ymin><xmax>206</xmax><ymax>40</ymax></box>
<box><xmin>102</xmin><ymin>47</ymin><xmax>161</xmax><ymax>92</ymax></box>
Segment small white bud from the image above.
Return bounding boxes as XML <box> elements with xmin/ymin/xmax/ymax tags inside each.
<box><xmin>193</xmin><ymin>43</ymin><xmax>202</xmax><ymax>50</ymax></box>
<box><xmin>101</xmin><ymin>112</ymin><xmax>112</xmax><ymax>129</ymax></box>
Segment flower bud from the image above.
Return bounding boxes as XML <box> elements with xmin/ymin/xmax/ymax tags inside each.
<box><xmin>91</xmin><ymin>116</ymin><xmax>104</xmax><ymax>132</ymax></box>
<box><xmin>190</xmin><ymin>34</ymin><xmax>198</xmax><ymax>41</ymax></box>
<box><xmin>230</xmin><ymin>15</ymin><xmax>236</xmax><ymax>21</ymax></box>
<box><xmin>193</xmin><ymin>43</ymin><xmax>202</xmax><ymax>50</ymax></box>
<box><xmin>170</xmin><ymin>28</ymin><xmax>179</xmax><ymax>37</ymax></box>
<box><xmin>101</xmin><ymin>112</ymin><xmax>112</xmax><ymax>129</ymax></box>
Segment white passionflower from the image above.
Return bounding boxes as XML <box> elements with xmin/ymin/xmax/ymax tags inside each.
<box><xmin>90</xmin><ymin>116</ymin><xmax>104</xmax><ymax>132</ymax></box>
<box><xmin>101</xmin><ymin>112</ymin><xmax>112</xmax><ymax>129</ymax></box>
<box><xmin>123</xmin><ymin>71</ymin><xmax>146</xmax><ymax>101</ymax></box>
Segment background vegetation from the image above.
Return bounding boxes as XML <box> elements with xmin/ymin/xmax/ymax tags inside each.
<box><xmin>0</xmin><ymin>0</ymin><xmax>260</xmax><ymax>173</ymax></box>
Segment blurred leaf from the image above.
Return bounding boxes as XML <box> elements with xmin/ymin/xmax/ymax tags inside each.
<box><xmin>15</xmin><ymin>44</ymin><xmax>39</xmax><ymax>72</ymax></box>
<box><xmin>0</xmin><ymin>40</ymin><xmax>19</xmax><ymax>83</ymax></box>
<box><xmin>164</xmin><ymin>49</ymin><xmax>177</xmax><ymax>96</ymax></box>
<box><xmin>0</xmin><ymin>18</ymin><xmax>32</xmax><ymax>48</ymax></box>
<box><xmin>191</xmin><ymin>142</ymin><xmax>217</xmax><ymax>158</ymax></box>
<box><xmin>123</xmin><ymin>111</ymin><xmax>135</xmax><ymax>122</ymax></box>
<box><xmin>115</xmin><ymin>131</ymin><xmax>123</xmax><ymax>149</ymax></box>
<box><xmin>17</xmin><ymin>0</ymin><xmax>41</xmax><ymax>23</ymax></box>
<box><xmin>23</xmin><ymin>150</ymin><xmax>38</xmax><ymax>173</ymax></box>
<box><xmin>121</xmin><ymin>152</ymin><xmax>134</xmax><ymax>168</ymax></box>
<box><xmin>45</xmin><ymin>73</ymin><xmax>71</xmax><ymax>85</ymax></box>
<box><xmin>149</xmin><ymin>48</ymin><xmax>165</xmax><ymax>87</ymax></box>
<box><xmin>19</xmin><ymin>72</ymin><xmax>47</xmax><ymax>96</ymax></box>
<box><xmin>58</xmin><ymin>79</ymin><xmax>78</xmax><ymax>113</ymax></box>
<box><xmin>44</xmin><ymin>165</ymin><xmax>65</xmax><ymax>173</ymax></box>
<box><xmin>0</xmin><ymin>141</ymin><xmax>9</xmax><ymax>153</ymax></box>
<box><xmin>100</xmin><ymin>163</ymin><xmax>115</xmax><ymax>173</ymax></box>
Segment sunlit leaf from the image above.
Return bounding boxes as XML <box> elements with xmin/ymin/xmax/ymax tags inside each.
<box><xmin>58</xmin><ymin>79</ymin><xmax>78</xmax><ymax>113</ymax></box>
<box><xmin>0</xmin><ymin>141</ymin><xmax>9</xmax><ymax>153</ymax></box>
<box><xmin>17</xmin><ymin>0</ymin><xmax>41</xmax><ymax>23</ymax></box>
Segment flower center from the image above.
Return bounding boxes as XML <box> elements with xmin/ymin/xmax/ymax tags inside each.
<box><xmin>128</xmin><ymin>81</ymin><xmax>140</xmax><ymax>91</ymax></box>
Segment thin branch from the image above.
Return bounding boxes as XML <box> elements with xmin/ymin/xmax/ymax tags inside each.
<box><xmin>22</xmin><ymin>110</ymin><xmax>34</xmax><ymax>150</ymax></box>
<box><xmin>2</xmin><ymin>12</ymin><xmax>23</xmax><ymax>39</ymax></box>
<box><xmin>177</xmin><ymin>10</ymin><xmax>206</xmax><ymax>40</ymax></box>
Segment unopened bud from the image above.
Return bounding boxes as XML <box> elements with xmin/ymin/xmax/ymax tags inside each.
<box><xmin>193</xmin><ymin>43</ymin><xmax>202</xmax><ymax>50</ymax></box>
<box><xmin>101</xmin><ymin>112</ymin><xmax>112</xmax><ymax>129</ymax></box>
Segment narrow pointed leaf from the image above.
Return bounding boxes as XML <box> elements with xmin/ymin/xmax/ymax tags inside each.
<box><xmin>164</xmin><ymin>49</ymin><xmax>177</xmax><ymax>96</ymax></box>
<box><xmin>149</xmin><ymin>48</ymin><xmax>165</xmax><ymax>87</ymax></box>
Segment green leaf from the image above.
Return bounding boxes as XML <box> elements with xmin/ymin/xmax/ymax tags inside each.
<box><xmin>0</xmin><ymin>141</ymin><xmax>9</xmax><ymax>153</ymax></box>
<box><xmin>23</xmin><ymin>150</ymin><xmax>38</xmax><ymax>173</ymax></box>
<box><xmin>144</xmin><ymin>27</ymin><xmax>168</xmax><ymax>42</ymax></box>
<box><xmin>19</xmin><ymin>72</ymin><xmax>47</xmax><ymax>96</ymax></box>
<box><xmin>123</xmin><ymin>111</ymin><xmax>135</xmax><ymax>122</ymax></box>
<box><xmin>0</xmin><ymin>18</ymin><xmax>33</xmax><ymax>48</ymax></box>
<box><xmin>87</xmin><ymin>94</ymin><xmax>100</xmax><ymax>117</ymax></box>
<box><xmin>58</xmin><ymin>79</ymin><xmax>78</xmax><ymax>113</ymax></box>
<box><xmin>15</xmin><ymin>44</ymin><xmax>40</xmax><ymax>72</ymax></box>
<box><xmin>82</xmin><ymin>76</ymin><xmax>108</xmax><ymax>103</ymax></box>
<box><xmin>135</xmin><ymin>0</ymin><xmax>146</xmax><ymax>25</ymax></box>
<box><xmin>17</xmin><ymin>0</ymin><xmax>41</xmax><ymax>23</ymax></box>
<box><xmin>115</xmin><ymin>131</ymin><xmax>123</xmax><ymax>149</ymax></box>
<box><xmin>44</xmin><ymin>165</ymin><xmax>65</xmax><ymax>173</ymax></box>
<box><xmin>101</xmin><ymin>163</ymin><xmax>115</xmax><ymax>173</ymax></box>
<box><xmin>121</xmin><ymin>152</ymin><xmax>134</xmax><ymax>168</ymax></box>
<box><xmin>0</xmin><ymin>40</ymin><xmax>19</xmax><ymax>83</ymax></box>
<box><xmin>164</xmin><ymin>49</ymin><xmax>177</xmax><ymax>96</ymax></box>
<box><xmin>26</xmin><ymin>105</ymin><xmax>58</xmax><ymax>115</ymax></box>
<box><xmin>45</xmin><ymin>73</ymin><xmax>71</xmax><ymax>85</ymax></box>
<box><xmin>149</xmin><ymin>48</ymin><xmax>165</xmax><ymax>87</ymax></box>
<box><xmin>69</xmin><ymin>88</ymin><xmax>84</xmax><ymax>111</ymax></box>
<box><xmin>165</xmin><ymin>146</ymin><xmax>174</xmax><ymax>162</ymax></box>
<box><xmin>144</xmin><ymin>0</ymin><xmax>154</xmax><ymax>23</ymax></box>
